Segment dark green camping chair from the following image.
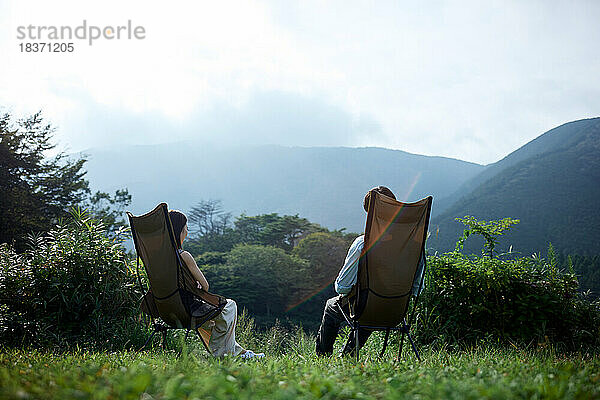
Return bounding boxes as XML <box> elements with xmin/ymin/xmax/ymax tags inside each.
<box><xmin>127</xmin><ymin>203</ymin><xmax>227</xmax><ymax>352</ymax></box>
<box><xmin>340</xmin><ymin>192</ymin><xmax>433</xmax><ymax>361</ymax></box>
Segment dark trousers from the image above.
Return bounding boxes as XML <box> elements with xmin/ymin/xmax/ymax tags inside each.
<box><xmin>315</xmin><ymin>295</ymin><xmax>372</xmax><ymax>356</ymax></box>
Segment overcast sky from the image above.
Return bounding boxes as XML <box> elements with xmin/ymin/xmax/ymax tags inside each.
<box><xmin>1</xmin><ymin>0</ymin><xmax>599</xmax><ymax>165</ymax></box>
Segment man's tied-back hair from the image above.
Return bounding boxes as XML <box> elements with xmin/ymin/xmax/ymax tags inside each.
<box><xmin>363</xmin><ymin>186</ymin><xmax>396</xmax><ymax>212</ymax></box>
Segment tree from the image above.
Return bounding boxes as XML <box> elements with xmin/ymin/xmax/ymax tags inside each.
<box><xmin>233</xmin><ymin>213</ymin><xmax>280</xmax><ymax>245</ymax></box>
<box><xmin>86</xmin><ymin>189</ymin><xmax>132</xmax><ymax>236</ymax></box>
<box><xmin>203</xmin><ymin>244</ymin><xmax>308</xmax><ymax>316</ymax></box>
<box><xmin>186</xmin><ymin>199</ymin><xmax>237</xmax><ymax>253</ymax></box>
<box><xmin>234</xmin><ymin>213</ymin><xmax>323</xmax><ymax>251</ymax></box>
<box><xmin>0</xmin><ymin>111</ymin><xmax>89</xmax><ymax>250</ymax></box>
<box><xmin>187</xmin><ymin>199</ymin><xmax>231</xmax><ymax>237</ymax></box>
<box><xmin>289</xmin><ymin>232</ymin><xmax>355</xmax><ymax>315</ymax></box>
<box><xmin>293</xmin><ymin>232</ymin><xmax>354</xmax><ymax>282</ymax></box>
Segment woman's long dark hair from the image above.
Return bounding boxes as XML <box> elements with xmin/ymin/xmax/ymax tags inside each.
<box><xmin>168</xmin><ymin>210</ymin><xmax>187</xmax><ymax>249</ymax></box>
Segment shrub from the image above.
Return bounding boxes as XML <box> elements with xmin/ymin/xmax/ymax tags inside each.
<box><xmin>0</xmin><ymin>208</ymin><xmax>141</xmax><ymax>347</ymax></box>
<box><xmin>417</xmin><ymin>217</ymin><xmax>600</xmax><ymax>349</ymax></box>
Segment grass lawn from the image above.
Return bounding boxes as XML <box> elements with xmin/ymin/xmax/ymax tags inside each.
<box><xmin>1</xmin><ymin>329</ymin><xmax>599</xmax><ymax>400</ymax></box>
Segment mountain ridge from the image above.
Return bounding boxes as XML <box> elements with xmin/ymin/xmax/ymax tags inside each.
<box><xmin>80</xmin><ymin>117</ymin><xmax>600</xmax><ymax>255</ymax></box>
<box><xmin>435</xmin><ymin>117</ymin><xmax>600</xmax><ymax>216</ymax></box>
<box><xmin>81</xmin><ymin>144</ymin><xmax>483</xmax><ymax>233</ymax></box>
<box><xmin>430</xmin><ymin>117</ymin><xmax>600</xmax><ymax>256</ymax></box>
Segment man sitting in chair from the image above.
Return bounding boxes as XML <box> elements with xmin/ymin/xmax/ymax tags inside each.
<box><xmin>315</xmin><ymin>186</ymin><xmax>425</xmax><ymax>356</ymax></box>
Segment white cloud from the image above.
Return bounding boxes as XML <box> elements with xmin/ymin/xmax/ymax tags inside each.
<box><xmin>1</xmin><ymin>0</ymin><xmax>599</xmax><ymax>164</ymax></box>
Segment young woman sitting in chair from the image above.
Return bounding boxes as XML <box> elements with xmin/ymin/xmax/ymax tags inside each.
<box><xmin>169</xmin><ymin>210</ymin><xmax>264</xmax><ymax>359</ymax></box>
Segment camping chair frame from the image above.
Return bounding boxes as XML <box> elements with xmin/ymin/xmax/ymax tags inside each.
<box><xmin>338</xmin><ymin>253</ymin><xmax>426</xmax><ymax>362</ymax></box>
<box><xmin>128</xmin><ymin>203</ymin><xmax>226</xmax><ymax>355</ymax></box>
<box><xmin>133</xmin><ymin>256</ymin><xmax>216</xmax><ymax>355</ymax></box>
<box><xmin>339</xmin><ymin>193</ymin><xmax>432</xmax><ymax>362</ymax></box>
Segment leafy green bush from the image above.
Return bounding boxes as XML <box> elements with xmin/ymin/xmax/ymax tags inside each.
<box><xmin>0</xmin><ymin>208</ymin><xmax>141</xmax><ymax>347</ymax></box>
<box><xmin>418</xmin><ymin>217</ymin><xmax>600</xmax><ymax>349</ymax></box>
<box><xmin>558</xmin><ymin>252</ymin><xmax>600</xmax><ymax>298</ymax></box>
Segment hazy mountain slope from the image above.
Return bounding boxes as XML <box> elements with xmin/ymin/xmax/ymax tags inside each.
<box><xmin>430</xmin><ymin>117</ymin><xmax>600</xmax><ymax>256</ymax></box>
<box><xmin>434</xmin><ymin>118</ymin><xmax>600</xmax><ymax>216</ymax></box>
<box><xmin>82</xmin><ymin>144</ymin><xmax>483</xmax><ymax>233</ymax></box>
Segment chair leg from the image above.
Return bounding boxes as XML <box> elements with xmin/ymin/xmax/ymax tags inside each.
<box><xmin>379</xmin><ymin>329</ymin><xmax>390</xmax><ymax>358</ymax></box>
<box><xmin>398</xmin><ymin>330</ymin><xmax>406</xmax><ymax>361</ymax></box>
<box><xmin>355</xmin><ymin>323</ymin><xmax>360</xmax><ymax>362</ymax></box>
<box><xmin>407</xmin><ymin>333</ymin><xmax>421</xmax><ymax>362</ymax></box>
<box><xmin>138</xmin><ymin>329</ymin><xmax>158</xmax><ymax>352</ymax></box>
<box><xmin>161</xmin><ymin>330</ymin><xmax>167</xmax><ymax>350</ymax></box>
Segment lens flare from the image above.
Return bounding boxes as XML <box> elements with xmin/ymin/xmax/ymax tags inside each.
<box><xmin>286</xmin><ymin>174</ymin><xmax>424</xmax><ymax>313</ymax></box>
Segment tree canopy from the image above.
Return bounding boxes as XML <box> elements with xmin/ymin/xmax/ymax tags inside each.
<box><xmin>188</xmin><ymin>203</ymin><xmax>357</xmax><ymax>327</ymax></box>
<box><xmin>0</xmin><ymin>110</ymin><xmax>132</xmax><ymax>250</ymax></box>
<box><xmin>0</xmin><ymin>111</ymin><xmax>89</xmax><ymax>250</ymax></box>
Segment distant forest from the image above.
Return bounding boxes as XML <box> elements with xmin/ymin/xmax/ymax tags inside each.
<box><xmin>183</xmin><ymin>199</ymin><xmax>356</xmax><ymax>328</ymax></box>
<box><xmin>183</xmin><ymin>200</ymin><xmax>600</xmax><ymax>329</ymax></box>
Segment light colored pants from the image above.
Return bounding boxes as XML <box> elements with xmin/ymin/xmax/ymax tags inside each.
<box><xmin>202</xmin><ymin>299</ymin><xmax>244</xmax><ymax>357</ymax></box>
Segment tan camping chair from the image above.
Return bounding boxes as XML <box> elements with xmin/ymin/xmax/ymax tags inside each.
<box><xmin>340</xmin><ymin>191</ymin><xmax>433</xmax><ymax>361</ymax></box>
<box><xmin>127</xmin><ymin>203</ymin><xmax>227</xmax><ymax>353</ymax></box>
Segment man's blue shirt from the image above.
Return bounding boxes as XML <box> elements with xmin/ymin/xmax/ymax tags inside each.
<box><xmin>334</xmin><ymin>235</ymin><xmax>425</xmax><ymax>296</ymax></box>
